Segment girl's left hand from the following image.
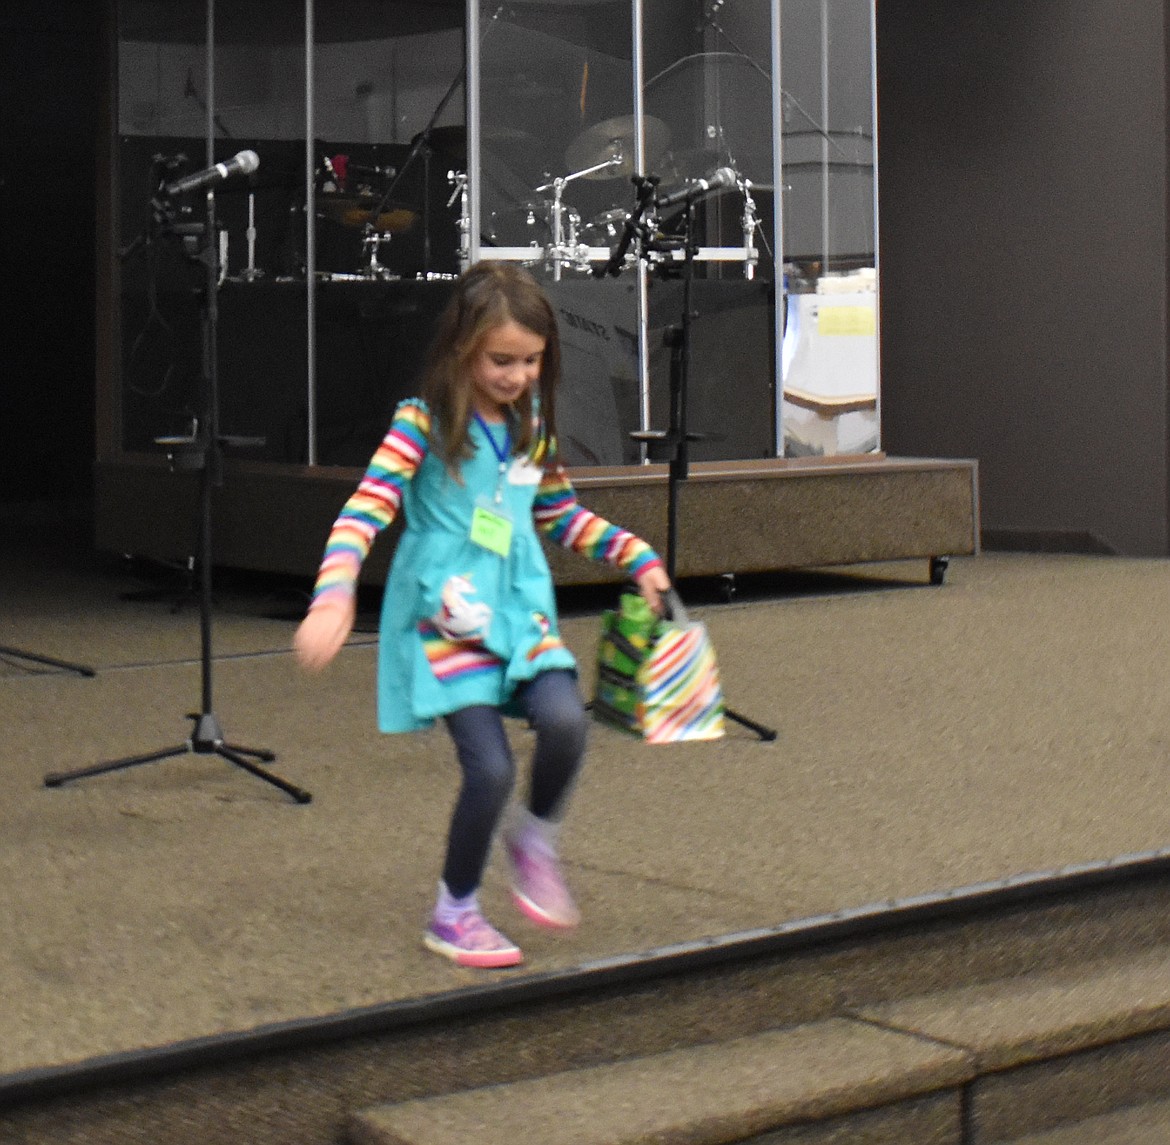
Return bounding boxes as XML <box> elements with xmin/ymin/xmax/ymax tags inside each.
<box><xmin>635</xmin><ymin>564</ymin><xmax>672</xmax><ymax>615</ymax></box>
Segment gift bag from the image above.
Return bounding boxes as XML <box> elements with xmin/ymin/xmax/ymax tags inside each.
<box><xmin>593</xmin><ymin>589</ymin><xmax>725</xmax><ymax>743</ymax></box>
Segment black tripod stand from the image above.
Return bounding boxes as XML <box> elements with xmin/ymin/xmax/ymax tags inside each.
<box><xmin>45</xmin><ymin>172</ymin><xmax>311</xmax><ymax>804</ymax></box>
<box><xmin>606</xmin><ymin>182</ymin><xmax>776</xmax><ymax>742</ymax></box>
<box><xmin>0</xmin><ymin>647</ymin><xmax>94</xmax><ymax>676</ymax></box>
<box><xmin>1</xmin><ymin>511</ymin><xmax>95</xmax><ymax>676</ymax></box>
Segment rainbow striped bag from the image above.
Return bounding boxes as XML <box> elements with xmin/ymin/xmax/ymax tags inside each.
<box><xmin>593</xmin><ymin>590</ymin><xmax>725</xmax><ymax>743</ymax></box>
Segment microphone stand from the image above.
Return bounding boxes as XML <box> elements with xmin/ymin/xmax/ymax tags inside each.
<box><xmin>45</xmin><ymin>182</ymin><xmax>312</xmax><ymax>803</ymax></box>
<box><xmin>362</xmin><ymin>52</ymin><xmax>467</xmax><ymax>278</ymax></box>
<box><xmin>610</xmin><ymin>184</ymin><xmax>776</xmax><ymax>742</ymax></box>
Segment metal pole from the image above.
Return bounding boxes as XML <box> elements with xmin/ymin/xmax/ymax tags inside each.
<box><xmin>205</xmin><ymin>0</ymin><xmax>214</xmax><ymax>164</ymax></box>
<box><xmin>773</xmin><ymin>0</ymin><xmax>785</xmax><ymax>456</ymax></box>
<box><xmin>633</xmin><ymin>0</ymin><xmax>651</xmax><ymax>455</ymax></box>
<box><xmin>203</xmin><ymin>0</ymin><xmax>216</xmax><ymax>712</ymax></box>
<box><xmin>869</xmin><ymin>0</ymin><xmax>881</xmax><ymax>449</ymax></box>
<box><xmin>467</xmin><ymin>0</ymin><xmax>481</xmax><ymax>266</ymax></box>
<box><xmin>820</xmin><ymin>0</ymin><xmax>830</xmax><ymax>271</ymax></box>
<box><xmin>305</xmin><ymin>0</ymin><xmax>318</xmax><ymax>465</ymax></box>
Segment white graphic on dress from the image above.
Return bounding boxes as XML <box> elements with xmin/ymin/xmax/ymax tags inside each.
<box><xmin>433</xmin><ymin>574</ymin><xmax>493</xmax><ymax>642</ymax></box>
<box><xmin>508</xmin><ymin>456</ymin><xmax>543</xmax><ymax>486</ymax></box>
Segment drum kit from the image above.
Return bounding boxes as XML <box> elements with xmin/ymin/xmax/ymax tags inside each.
<box><xmin>267</xmin><ymin>96</ymin><xmax>761</xmax><ymax>284</ymax></box>
<box><xmin>241</xmin><ymin>106</ymin><xmax>761</xmax><ymax>284</ymax></box>
<box><xmin>471</xmin><ymin>113</ymin><xmax>762</xmax><ymax>281</ymax></box>
<box><xmin>301</xmin><ymin>113</ymin><xmax>759</xmax><ymax>284</ymax></box>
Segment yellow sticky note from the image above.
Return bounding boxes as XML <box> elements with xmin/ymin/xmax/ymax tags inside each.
<box><xmin>817</xmin><ymin>304</ymin><xmax>876</xmax><ymax>336</ymax></box>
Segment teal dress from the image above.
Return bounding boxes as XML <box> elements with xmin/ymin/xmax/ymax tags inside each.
<box><xmin>377</xmin><ymin>414</ymin><xmax>577</xmax><ymax>733</ymax></box>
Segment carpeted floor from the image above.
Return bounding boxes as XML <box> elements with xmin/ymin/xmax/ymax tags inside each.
<box><xmin>4</xmin><ymin>500</ymin><xmax>1170</xmax><ymax>1083</ymax></box>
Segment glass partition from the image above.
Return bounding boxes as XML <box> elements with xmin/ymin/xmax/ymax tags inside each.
<box><xmin>114</xmin><ymin>0</ymin><xmax>463</xmax><ymax>468</ymax></box>
<box><xmin>117</xmin><ymin>0</ymin><xmax>312</xmax><ymax>462</ymax></box>
<box><xmin>468</xmin><ymin>0</ymin><xmax>786</xmax><ymax>465</ymax></box>
<box><xmin>641</xmin><ymin>0</ymin><xmax>780</xmax><ymax>462</ymax></box>
<box><xmin>114</xmin><ymin>0</ymin><xmax>878</xmax><ymax>468</ymax></box>
<box><xmin>308</xmin><ymin>1</ymin><xmax>465</xmax><ymax>465</ymax></box>
<box><xmin>778</xmin><ymin>0</ymin><xmax>879</xmax><ymax>457</ymax></box>
<box><xmin>470</xmin><ymin>0</ymin><xmax>642</xmax><ymax>467</ymax></box>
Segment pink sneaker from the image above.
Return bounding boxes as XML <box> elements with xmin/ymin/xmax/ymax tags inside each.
<box><xmin>424</xmin><ymin>910</ymin><xmax>523</xmax><ymax>969</ymax></box>
<box><xmin>506</xmin><ymin>836</ymin><xmax>581</xmax><ymax>929</ymax></box>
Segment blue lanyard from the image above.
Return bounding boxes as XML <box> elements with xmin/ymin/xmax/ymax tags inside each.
<box><xmin>473</xmin><ymin>411</ymin><xmax>512</xmax><ymax>503</ymax></box>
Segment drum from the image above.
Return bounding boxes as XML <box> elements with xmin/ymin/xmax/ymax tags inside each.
<box><xmin>580</xmin><ymin>206</ymin><xmax>628</xmax><ymax>247</ymax></box>
<box><xmin>485</xmin><ymin>199</ymin><xmax>554</xmax><ymax>248</ymax></box>
<box><xmin>484</xmin><ymin>200</ymin><xmax>581</xmax><ymax>252</ymax></box>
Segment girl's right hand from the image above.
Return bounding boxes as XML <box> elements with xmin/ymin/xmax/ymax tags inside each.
<box><xmin>294</xmin><ymin>597</ymin><xmax>357</xmax><ymax>672</ymax></box>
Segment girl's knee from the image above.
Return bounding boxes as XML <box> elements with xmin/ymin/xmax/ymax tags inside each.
<box><xmin>530</xmin><ymin>683</ymin><xmax>586</xmax><ymax>734</ymax></box>
<box><xmin>467</xmin><ymin>753</ymin><xmax>516</xmax><ymax>803</ymax></box>
<box><xmin>527</xmin><ymin>671</ymin><xmax>585</xmax><ymax>725</ymax></box>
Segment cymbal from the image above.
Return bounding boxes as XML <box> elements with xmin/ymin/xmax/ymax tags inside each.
<box><xmin>564</xmin><ymin>115</ymin><xmax>670</xmax><ymax>180</ymax></box>
<box><xmin>318</xmin><ymin>195</ymin><xmax>418</xmax><ymax>232</ymax></box>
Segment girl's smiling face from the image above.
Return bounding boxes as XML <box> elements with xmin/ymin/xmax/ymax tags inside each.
<box><xmin>468</xmin><ymin>320</ymin><xmax>546</xmax><ymax>420</ymax></box>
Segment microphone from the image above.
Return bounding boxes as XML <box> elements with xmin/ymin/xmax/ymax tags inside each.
<box><xmin>655</xmin><ymin>166</ymin><xmax>737</xmax><ymax>211</ymax></box>
<box><xmin>164</xmin><ymin>150</ymin><xmax>260</xmax><ymax>197</ymax></box>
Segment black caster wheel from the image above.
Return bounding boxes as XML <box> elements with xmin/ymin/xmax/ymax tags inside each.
<box><xmin>719</xmin><ymin>573</ymin><xmax>737</xmax><ymax>602</ymax></box>
<box><xmin>929</xmin><ymin>556</ymin><xmax>950</xmax><ymax>585</ymax></box>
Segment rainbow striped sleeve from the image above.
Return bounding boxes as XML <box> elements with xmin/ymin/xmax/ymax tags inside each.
<box><xmin>310</xmin><ymin>399</ymin><xmax>431</xmax><ymax>606</ymax></box>
<box><xmin>533</xmin><ymin>464</ymin><xmax>663</xmax><ymax>578</ymax></box>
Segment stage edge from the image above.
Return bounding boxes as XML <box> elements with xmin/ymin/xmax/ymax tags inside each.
<box><xmin>93</xmin><ymin>454</ymin><xmax>979</xmax><ymax>587</ymax></box>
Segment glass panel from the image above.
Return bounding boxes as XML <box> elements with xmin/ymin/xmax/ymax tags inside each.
<box><xmin>779</xmin><ymin>0</ymin><xmax>879</xmax><ymax>457</ymax></box>
<box><xmin>117</xmin><ymin>1</ymin><xmax>876</xmax><ymax>469</ymax></box>
<box><xmin>474</xmin><ymin>0</ymin><xmax>642</xmax><ymax>467</ymax></box>
<box><xmin>116</xmin><ymin>0</ymin><xmax>310</xmax><ymax>463</ymax></box>
<box><xmin>642</xmin><ymin>0</ymin><xmax>780</xmax><ymax>461</ymax></box>
<box><xmin>312</xmin><ymin>0</ymin><xmax>465</xmax><ymax>283</ymax></box>
<box><xmin>117</xmin><ymin>0</ymin><xmax>211</xmax><ymax>456</ymax></box>
<box><xmin>310</xmin><ymin>0</ymin><xmax>465</xmax><ymax>464</ymax></box>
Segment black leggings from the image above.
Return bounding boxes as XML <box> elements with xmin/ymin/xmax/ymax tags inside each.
<box><xmin>441</xmin><ymin>670</ymin><xmax>587</xmax><ymax>898</ymax></box>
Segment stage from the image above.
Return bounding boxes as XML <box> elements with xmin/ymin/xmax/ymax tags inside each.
<box><xmin>92</xmin><ymin>452</ymin><xmax>979</xmax><ymax>585</ymax></box>
<box><xmin>6</xmin><ymin>501</ymin><xmax>1170</xmax><ymax>1141</ymax></box>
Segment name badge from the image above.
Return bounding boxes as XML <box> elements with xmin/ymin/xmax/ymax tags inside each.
<box><xmin>470</xmin><ymin>502</ymin><xmax>513</xmax><ymax>556</ymax></box>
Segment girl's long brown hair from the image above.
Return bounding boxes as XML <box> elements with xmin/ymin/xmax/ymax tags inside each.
<box><xmin>420</xmin><ymin>260</ymin><xmax>561</xmax><ymax>476</ymax></box>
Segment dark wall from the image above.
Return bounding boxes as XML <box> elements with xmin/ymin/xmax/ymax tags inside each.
<box><xmin>0</xmin><ymin>2</ymin><xmax>100</xmax><ymax>503</ymax></box>
<box><xmin>876</xmin><ymin>0</ymin><xmax>1170</xmax><ymax>554</ymax></box>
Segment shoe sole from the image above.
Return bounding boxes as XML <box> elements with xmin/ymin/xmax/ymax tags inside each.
<box><xmin>423</xmin><ymin>931</ymin><xmax>524</xmax><ymax>969</ymax></box>
<box><xmin>512</xmin><ymin>888</ymin><xmax>581</xmax><ymax>930</ymax></box>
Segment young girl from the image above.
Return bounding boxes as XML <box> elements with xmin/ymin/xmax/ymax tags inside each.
<box><xmin>295</xmin><ymin>261</ymin><xmax>670</xmax><ymax>969</ymax></box>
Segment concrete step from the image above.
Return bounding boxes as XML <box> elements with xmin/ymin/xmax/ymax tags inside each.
<box><xmin>856</xmin><ymin>946</ymin><xmax>1170</xmax><ymax>1141</ymax></box>
<box><xmin>348</xmin><ymin>1019</ymin><xmax>971</xmax><ymax>1145</ymax></box>
<box><xmin>12</xmin><ymin>870</ymin><xmax>1170</xmax><ymax>1144</ymax></box>
<box><xmin>350</xmin><ymin>943</ymin><xmax>1170</xmax><ymax>1145</ymax></box>
<box><xmin>1001</xmin><ymin>1097</ymin><xmax>1170</xmax><ymax>1144</ymax></box>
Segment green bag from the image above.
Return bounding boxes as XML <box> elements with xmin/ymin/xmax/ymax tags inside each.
<box><xmin>593</xmin><ymin>592</ymin><xmax>659</xmax><ymax>732</ymax></box>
